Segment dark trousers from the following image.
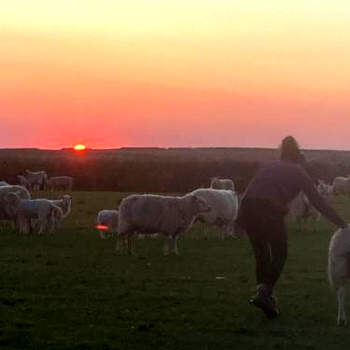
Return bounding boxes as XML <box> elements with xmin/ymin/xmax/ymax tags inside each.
<box><xmin>237</xmin><ymin>198</ymin><xmax>288</xmax><ymax>288</ymax></box>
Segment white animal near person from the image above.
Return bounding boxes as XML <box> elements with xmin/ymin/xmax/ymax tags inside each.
<box><xmin>46</xmin><ymin>176</ymin><xmax>73</xmax><ymax>191</ymax></box>
<box><xmin>328</xmin><ymin>225</ymin><xmax>350</xmax><ymax>325</ymax></box>
<box><xmin>3</xmin><ymin>192</ymin><xmax>63</xmax><ymax>234</ymax></box>
<box><xmin>24</xmin><ymin>170</ymin><xmax>48</xmax><ymax>191</ymax></box>
<box><xmin>117</xmin><ymin>193</ymin><xmax>210</xmax><ymax>255</ymax></box>
<box><xmin>210</xmin><ymin>177</ymin><xmax>235</xmax><ymax>191</ymax></box>
<box><xmin>317</xmin><ymin>180</ymin><xmax>333</xmax><ymax>198</ymax></box>
<box><xmin>96</xmin><ymin>209</ymin><xmax>119</xmax><ymax>239</ymax></box>
<box><xmin>190</xmin><ymin>188</ymin><xmax>239</xmax><ymax>239</ymax></box>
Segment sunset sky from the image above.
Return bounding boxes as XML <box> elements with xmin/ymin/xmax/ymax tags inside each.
<box><xmin>1</xmin><ymin>0</ymin><xmax>350</xmax><ymax>150</ymax></box>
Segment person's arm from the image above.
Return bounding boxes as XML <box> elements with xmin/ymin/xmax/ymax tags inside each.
<box><xmin>300</xmin><ymin>171</ymin><xmax>347</xmax><ymax>229</ymax></box>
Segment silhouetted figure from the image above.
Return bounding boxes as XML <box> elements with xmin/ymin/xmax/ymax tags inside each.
<box><xmin>237</xmin><ymin>136</ymin><xmax>347</xmax><ymax>319</ymax></box>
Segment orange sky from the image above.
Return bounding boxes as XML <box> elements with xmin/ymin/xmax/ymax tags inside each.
<box><xmin>1</xmin><ymin>0</ymin><xmax>350</xmax><ymax>149</ymax></box>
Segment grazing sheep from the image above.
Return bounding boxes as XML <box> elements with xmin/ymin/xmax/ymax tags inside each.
<box><xmin>3</xmin><ymin>192</ymin><xmax>63</xmax><ymax>234</ymax></box>
<box><xmin>190</xmin><ymin>188</ymin><xmax>239</xmax><ymax>239</ymax></box>
<box><xmin>24</xmin><ymin>170</ymin><xmax>48</xmax><ymax>191</ymax></box>
<box><xmin>96</xmin><ymin>209</ymin><xmax>119</xmax><ymax>239</ymax></box>
<box><xmin>117</xmin><ymin>193</ymin><xmax>210</xmax><ymax>255</ymax></box>
<box><xmin>332</xmin><ymin>176</ymin><xmax>350</xmax><ymax>196</ymax></box>
<box><xmin>210</xmin><ymin>177</ymin><xmax>235</xmax><ymax>191</ymax></box>
<box><xmin>46</xmin><ymin>176</ymin><xmax>73</xmax><ymax>191</ymax></box>
<box><xmin>328</xmin><ymin>225</ymin><xmax>350</xmax><ymax>325</ymax></box>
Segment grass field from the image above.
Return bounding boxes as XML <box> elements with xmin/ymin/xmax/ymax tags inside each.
<box><xmin>0</xmin><ymin>191</ymin><xmax>349</xmax><ymax>350</ymax></box>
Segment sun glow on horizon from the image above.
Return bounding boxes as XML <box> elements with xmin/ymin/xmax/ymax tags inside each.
<box><xmin>74</xmin><ymin>144</ymin><xmax>86</xmax><ymax>151</ymax></box>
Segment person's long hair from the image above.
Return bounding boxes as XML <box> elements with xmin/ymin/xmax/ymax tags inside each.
<box><xmin>280</xmin><ymin>136</ymin><xmax>303</xmax><ymax>163</ymax></box>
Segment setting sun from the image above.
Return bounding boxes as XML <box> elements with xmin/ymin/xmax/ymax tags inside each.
<box><xmin>74</xmin><ymin>144</ymin><xmax>86</xmax><ymax>151</ymax></box>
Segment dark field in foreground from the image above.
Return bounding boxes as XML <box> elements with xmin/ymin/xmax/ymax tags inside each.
<box><xmin>0</xmin><ymin>191</ymin><xmax>350</xmax><ymax>350</ymax></box>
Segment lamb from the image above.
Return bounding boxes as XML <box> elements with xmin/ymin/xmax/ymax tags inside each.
<box><xmin>210</xmin><ymin>177</ymin><xmax>235</xmax><ymax>191</ymax></box>
<box><xmin>24</xmin><ymin>170</ymin><xmax>48</xmax><ymax>191</ymax></box>
<box><xmin>46</xmin><ymin>176</ymin><xmax>73</xmax><ymax>191</ymax></box>
<box><xmin>3</xmin><ymin>192</ymin><xmax>63</xmax><ymax>234</ymax></box>
<box><xmin>190</xmin><ymin>188</ymin><xmax>239</xmax><ymax>239</ymax></box>
<box><xmin>328</xmin><ymin>225</ymin><xmax>350</xmax><ymax>325</ymax></box>
<box><xmin>117</xmin><ymin>193</ymin><xmax>210</xmax><ymax>255</ymax></box>
<box><xmin>96</xmin><ymin>209</ymin><xmax>119</xmax><ymax>239</ymax></box>
<box><xmin>332</xmin><ymin>176</ymin><xmax>350</xmax><ymax>196</ymax></box>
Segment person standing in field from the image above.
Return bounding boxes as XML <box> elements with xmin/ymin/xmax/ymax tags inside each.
<box><xmin>236</xmin><ymin>136</ymin><xmax>347</xmax><ymax>319</ymax></box>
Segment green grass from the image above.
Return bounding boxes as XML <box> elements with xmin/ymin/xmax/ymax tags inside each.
<box><xmin>0</xmin><ymin>191</ymin><xmax>349</xmax><ymax>349</ymax></box>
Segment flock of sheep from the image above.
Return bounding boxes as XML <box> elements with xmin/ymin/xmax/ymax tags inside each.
<box><xmin>0</xmin><ymin>170</ymin><xmax>72</xmax><ymax>234</ymax></box>
<box><xmin>1</xmin><ymin>171</ymin><xmax>350</xmax><ymax>325</ymax></box>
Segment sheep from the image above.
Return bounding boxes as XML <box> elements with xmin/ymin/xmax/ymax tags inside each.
<box><xmin>332</xmin><ymin>176</ymin><xmax>350</xmax><ymax>196</ymax></box>
<box><xmin>49</xmin><ymin>194</ymin><xmax>72</xmax><ymax>218</ymax></box>
<box><xmin>117</xmin><ymin>193</ymin><xmax>210</xmax><ymax>255</ymax></box>
<box><xmin>210</xmin><ymin>177</ymin><xmax>235</xmax><ymax>191</ymax></box>
<box><xmin>190</xmin><ymin>188</ymin><xmax>239</xmax><ymax>239</ymax></box>
<box><xmin>287</xmin><ymin>192</ymin><xmax>320</xmax><ymax>230</ymax></box>
<box><xmin>96</xmin><ymin>209</ymin><xmax>119</xmax><ymax>239</ymax></box>
<box><xmin>317</xmin><ymin>180</ymin><xmax>333</xmax><ymax>198</ymax></box>
<box><xmin>24</xmin><ymin>170</ymin><xmax>48</xmax><ymax>191</ymax></box>
<box><xmin>3</xmin><ymin>192</ymin><xmax>63</xmax><ymax>234</ymax></box>
<box><xmin>328</xmin><ymin>225</ymin><xmax>350</xmax><ymax>325</ymax></box>
<box><xmin>46</xmin><ymin>176</ymin><xmax>73</xmax><ymax>191</ymax></box>
<box><xmin>0</xmin><ymin>185</ymin><xmax>31</xmax><ymax>226</ymax></box>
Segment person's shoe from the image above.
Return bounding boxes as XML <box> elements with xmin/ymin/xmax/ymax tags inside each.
<box><xmin>249</xmin><ymin>286</ymin><xmax>280</xmax><ymax>319</ymax></box>
<box><xmin>249</xmin><ymin>294</ymin><xmax>280</xmax><ymax>319</ymax></box>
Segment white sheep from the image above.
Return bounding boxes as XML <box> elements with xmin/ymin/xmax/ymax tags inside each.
<box><xmin>287</xmin><ymin>192</ymin><xmax>320</xmax><ymax>230</ymax></box>
<box><xmin>46</xmin><ymin>176</ymin><xmax>73</xmax><ymax>191</ymax></box>
<box><xmin>3</xmin><ymin>192</ymin><xmax>63</xmax><ymax>234</ymax></box>
<box><xmin>190</xmin><ymin>188</ymin><xmax>239</xmax><ymax>239</ymax></box>
<box><xmin>317</xmin><ymin>180</ymin><xmax>333</xmax><ymax>198</ymax></box>
<box><xmin>49</xmin><ymin>194</ymin><xmax>72</xmax><ymax>218</ymax></box>
<box><xmin>328</xmin><ymin>225</ymin><xmax>350</xmax><ymax>325</ymax></box>
<box><xmin>117</xmin><ymin>193</ymin><xmax>210</xmax><ymax>255</ymax></box>
<box><xmin>0</xmin><ymin>185</ymin><xmax>31</xmax><ymax>228</ymax></box>
<box><xmin>96</xmin><ymin>209</ymin><xmax>119</xmax><ymax>239</ymax></box>
<box><xmin>210</xmin><ymin>177</ymin><xmax>235</xmax><ymax>191</ymax></box>
<box><xmin>24</xmin><ymin>170</ymin><xmax>48</xmax><ymax>191</ymax></box>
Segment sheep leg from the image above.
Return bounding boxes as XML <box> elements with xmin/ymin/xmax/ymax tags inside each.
<box><xmin>337</xmin><ymin>286</ymin><xmax>347</xmax><ymax>326</ymax></box>
<box><xmin>127</xmin><ymin>233</ymin><xmax>135</xmax><ymax>255</ymax></box>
